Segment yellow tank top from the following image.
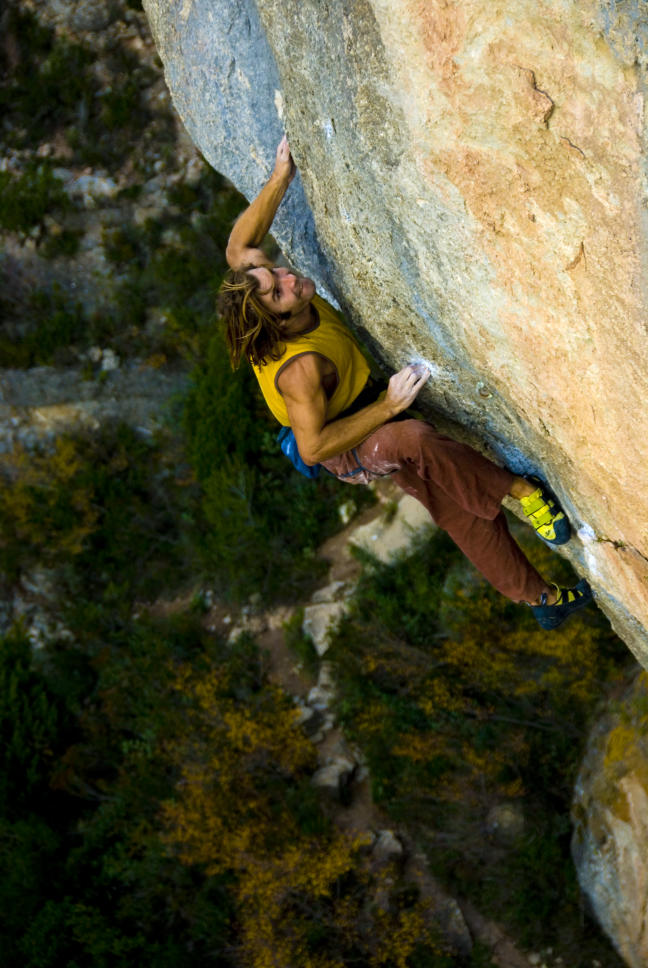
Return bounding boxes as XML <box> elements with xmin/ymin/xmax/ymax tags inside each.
<box><xmin>252</xmin><ymin>294</ymin><xmax>371</xmax><ymax>426</ymax></box>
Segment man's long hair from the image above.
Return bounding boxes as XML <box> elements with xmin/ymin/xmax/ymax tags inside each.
<box><xmin>217</xmin><ymin>268</ymin><xmax>286</xmax><ymax>370</ymax></box>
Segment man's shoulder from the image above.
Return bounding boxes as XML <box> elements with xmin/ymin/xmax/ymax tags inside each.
<box><xmin>276</xmin><ymin>351</ymin><xmax>330</xmax><ymax>399</ymax></box>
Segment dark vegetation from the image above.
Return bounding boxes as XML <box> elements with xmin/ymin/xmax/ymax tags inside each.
<box><xmin>0</xmin><ymin>3</ymin><xmax>632</xmax><ymax>965</ymax></box>
<box><xmin>0</xmin><ymin>161</ymin><xmax>71</xmax><ymax>236</ymax></box>
<box><xmin>325</xmin><ymin>529</ymin><xmax>629</xmax><ymax>966</ymax></box>
<box><xmin>0</xmin><ymin>4</ymin><xmax>170</xmax><ymax>172</ymax></box>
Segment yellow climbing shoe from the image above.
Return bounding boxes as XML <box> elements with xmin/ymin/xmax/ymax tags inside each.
<box><xmin>520</xmin><ymin>476</ymin><xmax>571</xmax><ymax>545</ymax></box>
<box><xmin>531</xmin><ymin>580</ymin><xmax>593</xmax><ymax>630</ymax></box>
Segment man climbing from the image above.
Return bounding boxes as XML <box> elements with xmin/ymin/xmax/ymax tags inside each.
<box><xmin>217</xmin><ymin>136</ymin><xmax>592</xmax><ymax>630</ymax></box>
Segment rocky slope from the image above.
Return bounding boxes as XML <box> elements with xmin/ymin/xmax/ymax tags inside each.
<box><xmin>0</xmin><ymin>0</ymin><xmax>209</xmax><ymax>445</ymax></box>
<box><xmin>143</xmin><ymin>0</ymin><xmax>648</xmax><ymax>667</ymax></box>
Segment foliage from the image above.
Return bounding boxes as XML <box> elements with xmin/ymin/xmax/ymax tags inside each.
<box><xmin>98</xmin><ymin>168</ymin><xmax>247</xmax><ymax>360</ymax></box>
<box><xmin>0</xmin><ymin>423</ymin><xmax>195</xmax><ymax>606</ymax></box>
<box><xmin>0</xmin><ymin>437</ymin><xmax>99</xmax><ymax>580</ymax></box>
<box><xmin>0</xmin><ymin>7</ymin><xmax>93</xmax><ymax>131</ymax></box>
<box><xmin>40</xmin><ymin>227</ymin><xmax>83</xmax><ymax>260</ymax></box>
<box><xmin>0</xmin><ymin>167</ymin><xmax>245</xmax><ymax>366</ymax></box>
<box><xmin>0</xmin><ymin>627</ymin><xmax>73</xmax><ymax>819</ymax></box>
<box><xmin>0</xmin><ymin>432</ymin><xmax>627</xmax><ymax>967</ymax></box>
<box><xmin>0</xmin><ymin>3</ymin><xmax>169</xmax><ymax>170</ymax></box>
<box><xmin>326</xmin><ymin>522</ymin><xmax>629</xmax><ymax>959</ymax></box>
<box><xmin>284</xmin><ymin>607</ymin><xmax>320</xmax><ymax>675</ymax></box>
<box><xmin>0</xmin><ymin>609</ymin><xmax>452</xmax><ymax>968</ymax></box>
<box><xmin>162</xmin><ymin>638</ymin><xmax>449</xmax><ymax>968</ymax></box>
<box><xmin>331</xmin><ymin>528</ymin><xmax>623</xmax><ymax>813</ymax></box>
<box><xmin>0</xmin><ymin>616</ymin><xmax>237</xmax><ymax>967</ymax></box>
<box><xmin>0</xmin><ymin>284</ymin><xmax>89</xmax><ymax>367</ymax></box>
<box><xmin>0</xmin><ymin>162</ymin><xmax>69</xmax><ymax>235</ymax></box>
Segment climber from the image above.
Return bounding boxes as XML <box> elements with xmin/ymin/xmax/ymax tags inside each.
<box><xmin>217</xmin><ymin>136</ymin><xmax>593</xmax><ymax>630</ymax></box>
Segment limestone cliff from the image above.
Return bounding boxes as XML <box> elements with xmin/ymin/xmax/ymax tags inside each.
<box><xmin>572</xmin><ymin>671</ymin><xmax>648</xmax><ymax>968</ymax></box>
<box><xmin>143</xmin><ymin>0</ymin><xmax>648</xmax><ymax>665</ymax></box>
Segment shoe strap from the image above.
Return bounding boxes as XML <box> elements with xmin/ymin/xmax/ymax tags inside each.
<box><xmin>554</xmin><ymin>585</ymin><xmax>583</xmax><ymax>606</ymax></box>
<box><xmin>522</xmin><ymin>496</ymin><xmax>556</xmax><ymax>526</ymax></box>
<box><xmin>520</xmin><ymin>489</ymin><xmax>543</xmax><ymax>511</ymax></box>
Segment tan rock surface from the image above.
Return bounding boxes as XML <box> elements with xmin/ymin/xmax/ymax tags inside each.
<box><xmin>145</xmin><ymin>0</ymin><xmax>648</xmax><ymax>664</ymax></box>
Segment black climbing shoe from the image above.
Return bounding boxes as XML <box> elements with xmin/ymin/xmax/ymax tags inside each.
<box><xmin>531</xmin><ymin>579</ymin><xmax>593</xmax><ymax>630</ymax></box>
<box><xmin>520</xmin><ymin>475</ymin><xmax>571</xmax><ymax>545</ymax></box>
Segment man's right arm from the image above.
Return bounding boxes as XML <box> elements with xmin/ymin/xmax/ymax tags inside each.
<box><xmin>225</xmin><ymin>136</ymin><xmax>295</xmax><ymax>270</ymax></box>
<box><xmin>280</xmin><ymin>356</ymin><xmax>430</xmax><ymax>465</ymax></box>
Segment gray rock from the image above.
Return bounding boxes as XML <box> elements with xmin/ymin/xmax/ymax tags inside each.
<box><xmin>63</xmin><ymin>173</ymin><xmax>119</xmax><ymax>208</ymax></box>
<box><xmin>310</xmin><ymin>580</ymin><xmax>350</xmax><ymax>604</ymax></box>
<box><xmin>572</xmin><ymin>671</ymin><xmax>648</xmax><ymax>968</ymax></box>
<box><xmin>0</xmin><ymin>364</ymin><xmax>189</xmax><ymax>450</ymax></box>
<box><xmin>302</xmin><ymin>600</ymin><xmax>347</xmax><ymax>657</ymax></box>
<box><xmin>348</xmin><ymin>493</ymin><xmax>434</xmax><ymax>564</ymax></box>
<box><xmin>372</xmin><ymin>829</ymin><xmax>404</xmax><ymax>865</ymax></box>
<box><xmin>8</xmin><ymin>569</ymin><xmax>75</xmax><ymax>648</ymax></box>
<box><xmin>311</xmin><ymin>754</ymin><xmax>356</xmax><ymax>801</ymax></box>
<box><xmin>486</xmin><ymin>802</ymin><xmax>525</xmax><ymax>846</ymax></box>
<box><xmin>100</xmin><ymin>349</ymin><xmax>120</xmax><ymax>372</ymax></box>
<box><xmin>24</xmin><ymin>0</ymin><xmax>121</xmax><ymax>33</ymax></box>
<box><xmin>307</xmin><ymin>662</ymin><xmax>338</xmax><ymax>710</ymax></box>
<box><xmin>295</xmin><ymin>705</ymin><xmax>326</xmax><ymax>739</ymax></box>
<box><xmin>306</xmin><ymin>684</ymin><xmax>335</xmax><ymax>712</ymax></box>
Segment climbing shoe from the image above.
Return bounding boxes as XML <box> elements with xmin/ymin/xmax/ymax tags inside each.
<box><xmin>520</xmin><ymin>475</ymin><xmax>571</xmax><ymax>545</ymax></box>
<box><xmin>530</xmin><ymin>579</ymin><xmax>593</xmax><ymax>630</ymax></box>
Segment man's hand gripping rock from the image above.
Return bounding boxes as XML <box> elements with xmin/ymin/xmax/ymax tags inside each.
<box><xmin>383</xmin><ymin>363</ymin><xmax>430</xmax><ymax>418</ymax></box>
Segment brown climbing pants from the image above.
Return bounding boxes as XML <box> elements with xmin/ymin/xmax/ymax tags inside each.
<box><xmin>321</xmin><ymin>419</ymin><xmax>546</xmax><ymax>603</ymax></box>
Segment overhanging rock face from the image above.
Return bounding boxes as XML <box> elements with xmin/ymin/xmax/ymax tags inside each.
<box><xmin>144</xmin><ymin>0</ymin><xmax>648</xmax><ymax>666</ymax></box>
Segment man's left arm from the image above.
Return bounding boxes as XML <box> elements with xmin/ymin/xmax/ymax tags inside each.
<box><xmin>280</xmin><ymin>357</ymin><xmax>430</xmax><ymax>465</ymax></box>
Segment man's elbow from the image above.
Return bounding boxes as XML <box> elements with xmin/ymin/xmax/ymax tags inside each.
<box><xmin>225</xmin><ymin>243</ymin><xmax>241</xmax><ymax>270</ymax></box>
<box><xmin>302</xmin><ymin>440</ymin><xmax>341</xmax><ymax>465</ymax></box>
<box><xmin>296</xmin><ymin>436</ymin><xmax>323</xmax><ymax>466</ymax></box>
<box><xmin>300</xmin><ymin>447</ymin><xmax>321</xmax><ymax>467</ymax></box>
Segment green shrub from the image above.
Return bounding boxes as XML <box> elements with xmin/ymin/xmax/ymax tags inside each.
<box><xmin>0</xmin><ymin>285</ymin><xmax>89</xmax><ymax>367</ymax></box>
<box><xmin>0</xmin><ymin>5</ymin><xmax>163</xmax><ymax>168</ymax></box>
<box><xmin>0</xmin><ymin>423</ymin><xmax>196</xmax><ymax>611</ymax></box>
<box><xmin>283</xmin><ymin>608</ymin><xmax>319</xmax><ymax>675</ymax></box>
<box><xmin>101</xmin><ymin>77</ymin><xmax>143</xmax><ymax>131</ymax></box>
<box><xmin>40</xmin><ymin>228</ymin><xmax>83</xmax><ymax>259</ymax></box>
<box><xmin>325</xmin><ymin>522</ymin><xmax>628</xmax><ymax>962</ymax></box>
<box><xmin>0</xmin><ymin>615</ymin><xmax>238</xmax><ymax>968</ymax></box>
<box><xmin>0</xmin><ymin>7</ymin><xmax>94</xmax><ymax>152</ymax></box>
<box><xmin>0</xmin><ymin>162</ymin><xmax>69</xmax><ymax>235</ymax></box>
<box><xmin>0</xmin><ymin>627</ymin><xmax>74</xmax><ymax>818</ymax></box>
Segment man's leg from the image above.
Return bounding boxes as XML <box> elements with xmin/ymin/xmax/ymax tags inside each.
<box><xmin>352</xmin><ymin>420</ymin><xmax>547</xmax><ymax>603</ymax></box>
<box><xmin>323</xmin><ymin>418</ymin><xmax>593</xmax><ymax>622</ymax></box>
<box><xmin>392</xmin><ymin>469</ymin><xmax>546</xmax><ymax>602</ymax></box>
